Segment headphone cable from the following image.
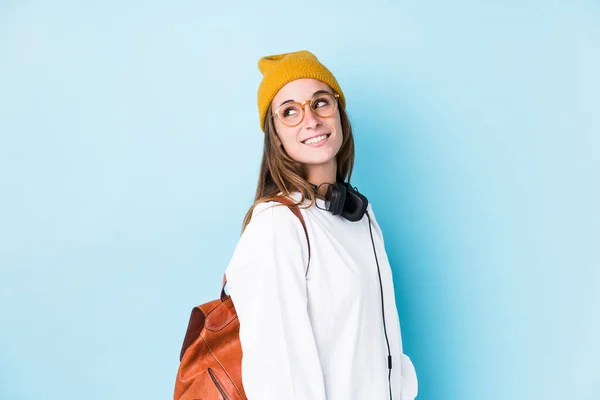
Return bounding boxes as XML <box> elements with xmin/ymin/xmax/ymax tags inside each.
<box><xmin>366</xmin><ymin>211</ymin><xmax>393</xmax><ymax>400</ymax></box>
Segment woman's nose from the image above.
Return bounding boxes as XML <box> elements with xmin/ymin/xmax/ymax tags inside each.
<box><xmin>303</xmin><ymin>104</ymin><xmax>321</xmax><ymax>129</ymax></box>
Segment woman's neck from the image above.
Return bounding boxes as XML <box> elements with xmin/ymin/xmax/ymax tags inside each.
<box><xmin>306</xmin><ymin>161</ymin><xmax>337</xmax><ymax>198</ymax></box>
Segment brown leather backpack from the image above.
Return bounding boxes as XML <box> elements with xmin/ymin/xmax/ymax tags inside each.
<box><xmin>173</xmin><ymin>197</ymin><xmax>310</xmax><ymax>400</ymax></box>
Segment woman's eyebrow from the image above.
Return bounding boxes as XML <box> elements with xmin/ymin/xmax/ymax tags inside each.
<box><xmin>278</xmin><ymin>90</ymin><xmax>333</xmax><ymax>108</ymax></box>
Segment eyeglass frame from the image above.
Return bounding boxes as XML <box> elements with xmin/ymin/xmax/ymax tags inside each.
<box><xmin>271</xmin><ymin>92</ymin><xmax>341</xmax><ymax>127</ymax></box>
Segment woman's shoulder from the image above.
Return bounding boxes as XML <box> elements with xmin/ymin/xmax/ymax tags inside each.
<box><xmin>227</xmin><ymin>196</ymin><xmax>310</xmax><ymax>280</ymax></box>
<box><xmin>237</xmin><ymin>196</ymin><xmax>310</xmax><ymax>261</ymax></box>
<box><xmin>248</xmin><ymin>196</ymin><xmax>306</xmax><ymax>231</ymax></box>
<box><xmin>252</xmin><ymin>191</ymin><xmax>311</xmax><ymax>214</ymax></box>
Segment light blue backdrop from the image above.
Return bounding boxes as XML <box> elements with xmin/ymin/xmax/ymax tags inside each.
<box><xmin>1</xmin><ymin>1</ymin><xmax>598</xmax><ymax>399</ymax></box>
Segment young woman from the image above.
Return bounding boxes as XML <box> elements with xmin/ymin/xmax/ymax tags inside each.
<box><xmin>224</xmin><ymin>50</ymin><xmax>418</xmax><ymax>400</ymax></box>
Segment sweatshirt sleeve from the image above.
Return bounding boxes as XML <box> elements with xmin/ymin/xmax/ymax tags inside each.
<box><xmin>401</xmin><ymin>354</ymin><xmax>419</xmax><ymax>400</ymax></box>
<box><xmin>224</xmin><ymin>202</ymin><xmax>326</xmax><ymax>400</ymax></box>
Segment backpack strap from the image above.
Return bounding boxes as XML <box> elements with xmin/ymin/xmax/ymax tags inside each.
<box><xmin>220</xmin><ymin>196</ymin><xmax>311</xmax><ymax>301</ymax></box>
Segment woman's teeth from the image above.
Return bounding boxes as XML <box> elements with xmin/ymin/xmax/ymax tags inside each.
<box><xmin>304</xmin><ymin>134</ymin><xmax>329</xmax><ymax>145</ymax></box>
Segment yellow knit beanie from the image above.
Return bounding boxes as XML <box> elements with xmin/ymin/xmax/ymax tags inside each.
<box><xmin>257</xmin><ymin>50</ymin><xmax>346</xmax><ymax>132</ymax></box>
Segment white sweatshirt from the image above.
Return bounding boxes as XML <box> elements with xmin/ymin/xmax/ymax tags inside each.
<box><xmin>225</xmin><ymin>192</ymin><xmax>418</xmax><ymax>400</ymax></box>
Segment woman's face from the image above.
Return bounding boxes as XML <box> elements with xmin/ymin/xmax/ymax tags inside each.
<box><xmin>271</xmin><ymin>78</ymin><xmax>343</xmax><ymax>171</ymax></box>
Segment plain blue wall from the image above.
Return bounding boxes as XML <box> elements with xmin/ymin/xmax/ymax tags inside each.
<box><xmin>1</xmin><ymin>1</ymin><xmax>598</xmax><ymax>399</ymax></box>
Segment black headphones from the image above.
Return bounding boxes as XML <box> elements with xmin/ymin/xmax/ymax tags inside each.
<box><xmin>310</xmin><ymin>181</ymin><xmax>369</xmax><ymax>222</ymax></box>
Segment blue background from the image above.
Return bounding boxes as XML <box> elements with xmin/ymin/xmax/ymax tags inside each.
<box><xmin>1</xmin><ymin>1</ymin><xmax>598</xmax><ymax>399</ymax></box>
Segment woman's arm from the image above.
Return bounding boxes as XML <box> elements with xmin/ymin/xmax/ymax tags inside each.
<box><xmin>225</xmin><ymin>202</ymin><xmax>326</xmax><ymax>400</ymax></box>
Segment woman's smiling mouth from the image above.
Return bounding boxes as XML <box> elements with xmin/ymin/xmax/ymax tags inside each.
<box><xmin>302</xmin><ymin>133</ymin><xmax>331</xmax><ymax>146</ymax></box>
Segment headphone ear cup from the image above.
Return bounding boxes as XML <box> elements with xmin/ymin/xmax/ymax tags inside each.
<box><xmin>326</xmin><ymin>182</ymin><xmax>346</xmax><ymax>216</ymax></box>
<box><xmin>341</xmin><ymin>183</ymin><xmax>369</xmax><ymax>222</ymax></box>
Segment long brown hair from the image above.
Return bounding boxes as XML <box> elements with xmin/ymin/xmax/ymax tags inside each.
<box><xmin>241</xmin><ymin>98</ymin><xmax>355</xmax><ymax>232</ymax></box>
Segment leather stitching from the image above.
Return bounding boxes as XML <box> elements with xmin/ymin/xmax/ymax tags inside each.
<box><xmin>202</xmin><ymin>336</ymin><xmax>246</xmax><ymax>400</ymax></box>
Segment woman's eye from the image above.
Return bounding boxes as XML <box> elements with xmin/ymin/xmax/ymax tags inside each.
<box><xmin>314</xmin><ymin>98</ymin><xmax>330</xmax><ymax>108</ymax></box>
<box><xmin>282</xmin><ymin>107</ymin><xmax>298</xmax><ymax>117</ymax></box>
